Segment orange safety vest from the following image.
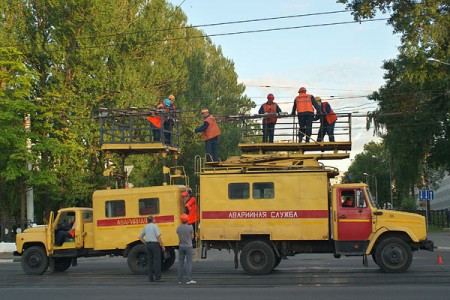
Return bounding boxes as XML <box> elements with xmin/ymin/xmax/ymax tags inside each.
<box><xmin>185</xmin><ymin>197</ymin><xmax>199</xmax><ymax>224</ymax></box>
<box><xmin>201</xmin><ymin>115</ymin><xmax>221</xmax><ymax>141</ymax></box>
<box><xmin>295</xmin><ymin>93</ymin><xmax>314</xmax><ymax>113</ymax></box>
<box><xmin>262</xmin><ymin>103</ymin><xmax>278</xmax><ymax>124</ymax></box>
<box><xmin>322</xmin><ymin>102</ymin><xmax>337</xmax><ymax>124</ymax></box>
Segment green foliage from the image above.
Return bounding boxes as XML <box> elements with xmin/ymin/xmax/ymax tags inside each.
<box><xmin>400</xmin><ymin>196</ymin><xmax>418</xmax><ymax>211</ymax></box>
<box><xmin>0</xmin><ymin>0</ymin><xmax>253</xmax><ymax>222</ymax></box>
<box><xmin>339</xmin><ymin>0</ymin><xmax>449</xmax><ymax>202</ymax></box>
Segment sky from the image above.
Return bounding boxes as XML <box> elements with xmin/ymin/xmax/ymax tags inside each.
<box><xmin>168</xmin><ymin>0</ymin><xmax>401</xmax><ymax>172</ymax></box>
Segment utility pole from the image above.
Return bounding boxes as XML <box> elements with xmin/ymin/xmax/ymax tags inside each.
<box><xmin>24</xmin><ymin>114</ymin><xmax>34</xmax><ymax>225</ymax></box>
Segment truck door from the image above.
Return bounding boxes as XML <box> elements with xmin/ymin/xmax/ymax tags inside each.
<box><xmin>336</xmin><ymin>188</ymin><xmax>372</xmax><ymax>241</ymax></box>
<box><xmin>46</xmin><ymin>211</ymin><xmax>55</xmax><ymax>253</ymax></box>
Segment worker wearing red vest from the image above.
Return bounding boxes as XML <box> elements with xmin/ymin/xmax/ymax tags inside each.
<box><xmin>314</xmin><ymin>97</ymin><xmax>337</xmax><ymax>142</ymax></box>
<box><xmin>193</xmin><ymin>108</ymin><xmax>221</xmax><ymax>162</ymax></box>
<box><xmin>258</xmin><ymin>93</ymin><xmax>282</xmax><ymax>143</ymax></box>
<box><xmin>181</xmin><ymin>190</ymin><xmax>199</xmax><ymax>248</ymax></box>
<box><xmin>291</xmin><ymin>87</ymin><xmax>322</xmax><ymax>142</ymax></box>
<box><xmin>155</xmin><ymin>94</ymin><xmax>177</xmax><ymax>145</ymax></box>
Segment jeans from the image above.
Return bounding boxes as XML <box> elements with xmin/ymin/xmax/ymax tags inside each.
<box><xmin>317</xmin><ymin>121</ymin><xmax>335</xmax><ymax>142</ymax></box>
<box><xmin>262</xmin><ymin>122</ymin><xmax>276</xmax><ymax>143</ymax></box>
<box><xmin>177</xmin><ymin>246</ymin><xmax>194</xmax><ymax>282</ymax></box>
<box><xmin>297</xmin><ymin>112</ymin><xmax>314</xmax><ymax>142</ymax></box>
<box><xmin>205</xmin><ymin>136</ymin><xmax>219</xmax><ymax>162</ymax></box>
<box><xmin>146</xmin><ymin>242</ymin><xmax>161</xmax><ymax>280</ymax></box>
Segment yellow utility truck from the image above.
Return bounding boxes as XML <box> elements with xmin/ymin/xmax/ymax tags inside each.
<box><xmin>14</xmin><ymin>185</ymin><xmax>186</xmax><ymax>275</ymax></box>
<box><xmin>199</xmin><ymin>154</ymin><xmax>434</xmax><ymax>274</ymax></box>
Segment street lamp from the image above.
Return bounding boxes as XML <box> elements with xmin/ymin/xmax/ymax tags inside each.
<box><xmin>427</xmin><ymin>58</ymin><xmax>450</xmax><ymax>66</ymax></box>
<box><xmin>363</xmin><ymin>172</ymin><xmax>378</xmax><ymax>204</ymax></box>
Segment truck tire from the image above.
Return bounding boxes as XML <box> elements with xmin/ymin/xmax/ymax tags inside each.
<box><xmin>240</xmin><ymin>241</ymin><xmax>275</xmax><ymax>275</ymax></box>
<box><xmin>161</xmin><ymin>248</ymin><xmax>176</xmax><ymax>271</ymax></box>
<box><xmin>53</xmin><ymin>258</ymin><xmax>72</xmax><ymax>272</ymax></box>
<box><xmin>127</xmin><ymin>244</ymin><xmax>148</xmax><ymax>275</ymax></box>
<box><xmin>21</xmin><ymin>246</ymin><xmax>49</xmax><ymax>275</ymax></box>
<box><xmin>273</xmin><ymin>255</ymin><xmax>282</xmax><ymax>268</ymax></box>
<box><xmin>375</xmin><ymin>238</ymin><xmax>412</xmax><ymax>273</ymax></box>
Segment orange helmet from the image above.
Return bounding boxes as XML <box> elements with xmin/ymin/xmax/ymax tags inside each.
<box><xmin>180</xmin><ymin>214</ymin><xmax>189</xmax><ymax>223</ymax></box>
<box><xmin>267</xmin><ymin>93</ymin><xmax>274</xmax><ymax>101</ymax></box>
<box><xmin>181</xmin><ymin>191</ymin><xmax>189</xmax><ymax>198</ymax></box>
<box><xmin>168</xmin><ymin>94</ymin><xmax>175</xmax><ymax>101</ymax></box>
<box><xmin>298</xmin><ymin>87</ymin><xmax>306</xmax><ymax>93</ymax></box>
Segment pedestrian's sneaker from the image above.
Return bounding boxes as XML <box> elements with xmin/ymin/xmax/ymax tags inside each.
<box><xmin>186</xmin><ymin>280</ymin><xmax>197</xmax><ymax>284</ymax></box>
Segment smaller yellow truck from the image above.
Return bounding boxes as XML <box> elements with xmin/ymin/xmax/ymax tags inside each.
<box><xmin>14</xmin><ymin>185</ymin><xmax>186</xmax><ymax>275</ymax></box>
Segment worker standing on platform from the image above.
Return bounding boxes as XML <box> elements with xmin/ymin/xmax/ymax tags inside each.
<box><xmin>291</xmin><ymin>87</ymin><xmax>322</xmax><ymax>143</ymax></box>
<box><xmin>156</xmin><ymin>94</ymin><xmax>176</xmax><ymax>145</ymax></box>
<box><xmin>193</xmin><ymin>108</ymin><xmax>221</xmax><ymax>162</ymax></box>
<box><xmin>258</xmin><ymin>93</ymin><xmax>282</xmax><ymax>143</ymax></box>
<box><xmin>315</xmin><ymin>97</ymin><xmax>337</xmax><ymax>142</ymax></box>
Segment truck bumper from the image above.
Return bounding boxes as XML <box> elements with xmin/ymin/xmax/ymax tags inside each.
<box><xmin>13</xmin><ymin>251</ymin><xmax>21</xmax><ymax>256</ymax></box>
<box><xmin>419</xmin><ymin>239</ymin><xmax>434</xmax><ymax>251</ymax></box>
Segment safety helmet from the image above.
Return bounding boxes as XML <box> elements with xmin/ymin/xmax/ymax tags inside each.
<box><xmin>180</xmin><ymin>214</ymin><xmax>189</xmax><ymax>223</ymax></box>
<box><xmin>163</xmin><ymin>98</ymin><xmax>171</xmax><ymax>106</ymax></box>
<box><xmin>298</xmin><ymin>87</ymin><xmax>306</xmax><ymax>93</ymax></box>
<box><xmin>200</xmin><ymin>108</ymin><xmax>209</xmax><ymax>114</ymax></box>
<box><xmin>315</xmin><ymin>96</ymin><xmax>322</xmax><ymax>101</ymax></box>
<box><xmin>267</xmin><ymin>93</ymin><xmax>275</xmax><ymax>101</ymax></box>
<box><xmin>181</xmin><ymin>191</ymin><xmax>189</xmax><ymax>198</ymax></box>
<box><xmin>168</xmin><ymin>94</ymin><xmax>175</xmax><ymax>101</ymax></box>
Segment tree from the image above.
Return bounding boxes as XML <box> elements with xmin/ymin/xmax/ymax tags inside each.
<box><xmin>339</xmin><ymin>0</ymin><xmax>449</xmax><ymax>203</ymax></box>
<box><xmin>345</xmin><ymin>141</ymin><xmax>395</xmax><ymax>208</ymax></box>
<box><xmin>0</xmin><ymin>47</ymin><xmax>37</xmax><ymax>222</ymax></box>
<box><xmin>1</xmin><ymin>0</ymin><xmax>253</xmax><ymax>221</ymax></box>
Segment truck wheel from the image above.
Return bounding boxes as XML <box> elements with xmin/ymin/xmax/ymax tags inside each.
<box><xmin>240</xmin><ymin>241</ymin><xmax>275</xmax><ymax>275</ymax></box>
<box><xmin>375</xmin><ymin>238</ymin><xmax>412</xmax><ymax>273</ymax></box>
<box><xmin>21</xmin><ymin>246</ymin><xmax>49</xmax><ymax>275</ymax></box>
<box><xmin>127</xmin><ymin>244</ymin><xmax>148</xmax><ymax>275</ymax></box>
<box><xmin>53</xmin><ymin>258</ymin><xmax>72</xmax><ymax>272</ymax></box>
<box><xmin>161</xmin><ymin>248</ymin><xmax>176</xmax><ymax>271</ymax></box>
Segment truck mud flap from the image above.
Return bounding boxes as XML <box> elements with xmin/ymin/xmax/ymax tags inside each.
<box><xmin>419</xmin><ymin>239</ymin><xmax>434</xmax><ymax>251</ymax></box>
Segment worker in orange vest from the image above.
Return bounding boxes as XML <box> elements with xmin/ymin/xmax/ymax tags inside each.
<box><xmin>314</xmin><ymin>97</ymin><xmax>337</xmax><ymax>142</ymax></box>
<box><xmin>291</xmin><ymin>87</ymin><xmax>322</xmax><ymax>143</ymax></box>
<box><xmin>193</xmin><ymin>108</ymin><xmax>221</xmax><ymax>162</ymax></box>
<box><xmin>258</xmin><ymin>93</ymin><xmax>282</xmax><ymax>143</ymax></box>
<box><xmin>181</xmin><ymin>190</ymin><xmax>199</xmax><ymax>248</ymax></box>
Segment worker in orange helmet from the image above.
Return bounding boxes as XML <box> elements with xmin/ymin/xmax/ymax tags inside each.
<box><xmin>258</xmin><ymin>93</ymin><xmax>282</xmax><ymax>143</ymax></box>
<box><xmin>181</xmin><ymin>190</ymin><xmax>199</xmax><ymax>248</ymax></box>
<box><xmin>291</xmin><ymin>87</ymin><xmax>322</xmax><ymax>143</ymax></box>
<box><xmin>176</xmin><ymin>213</ymin><xmax>196</xmax><ymax>284</ymax></box>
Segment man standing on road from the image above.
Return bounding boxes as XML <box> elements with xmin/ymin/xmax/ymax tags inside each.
<box><xmin>139</xmin><ymin>215</ymin><xmax>165</xmax><ymax>282</ymax></box>
<box><xmin>176</xmin><ymin>214</ymin><xmax>196</xmax><ymax>284</ymax></box>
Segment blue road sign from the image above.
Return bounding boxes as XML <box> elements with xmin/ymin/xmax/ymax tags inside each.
<box><xmin>418</xmin><ymin>190</ymin><xmax>434</xmax><ymax>201</ymax></box>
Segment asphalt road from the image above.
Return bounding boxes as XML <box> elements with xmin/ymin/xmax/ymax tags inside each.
<box><xmin>1</xmin><ymin>250</ymin><xmax>450</xmax><ymax>299</ymax></box>
<box><xmin>1</xmin><ymin>232</ymin><xmax>450</xmax><ymax>300</ymax></box>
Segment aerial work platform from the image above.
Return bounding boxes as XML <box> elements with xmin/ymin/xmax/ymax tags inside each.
<box><xmin>98</xmin><ymin>108</ymin><xmax>181</xmax><ymax>156</ymax></box>
<box><xmin>230</xmin><ymin>113</ymin><xmax>352</xmax><ymax>160</ymax></box>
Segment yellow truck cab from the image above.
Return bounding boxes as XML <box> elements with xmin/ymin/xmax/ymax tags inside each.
<box><xmin>199</xmin><ymin>154</ymin><xmax>434</xmax><ymax>274</ymax></box>
<box><xmin>15</xmin><ymin>185</ymin><xmax>187</xmax><ymax>275</ymax></box>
